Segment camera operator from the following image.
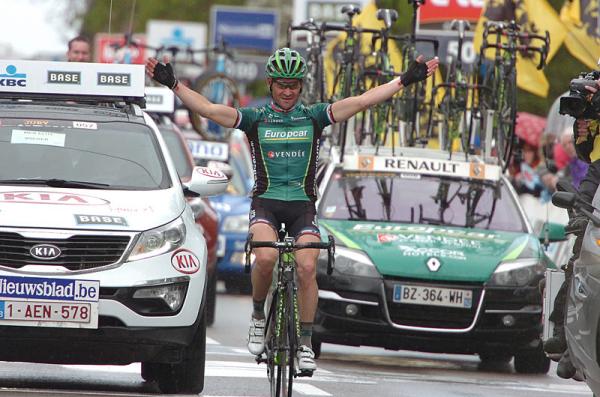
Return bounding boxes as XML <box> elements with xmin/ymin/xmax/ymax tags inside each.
<box><xmin>543</xmin><ymin>77</ymin><xmax>600</xmax><ymax>379</ymax></box>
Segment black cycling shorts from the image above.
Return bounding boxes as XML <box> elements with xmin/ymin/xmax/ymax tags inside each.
<box><xmin>249</xmin><ymin>197</ymin><xmax>320</xmax><ymax>239</ymax></box>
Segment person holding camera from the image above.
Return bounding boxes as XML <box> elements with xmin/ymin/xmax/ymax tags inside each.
<box><xmin>543</xmin><ymin>79</ymin><xmax>600</xmax><ymax>379</ymax></box>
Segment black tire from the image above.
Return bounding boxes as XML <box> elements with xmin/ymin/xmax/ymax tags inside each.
<box><xmin>497</xmin><ymin>71</ymin><xmax>517</xmax><ymax>171</ymax></box>
<box><xmin>206</xmin><ymin>270</ymin><xmax>217</xmax><ymax>326</ymax></box>
<box><xmin>155</xmin><ymin>309</ymin><xmax>207</xmax><ymax>393</ymax></box>
<box><xmin>514</xmin><ymin>343</ymin><xmax>551</xmax><ymax>374</ymax></box>
<box><xmin>225</xmin><ymin>278</ymin><xmax>252</xmax><ymax>295</ymax></box>
<box><xmin>140</xmin><ymin>362</ymin><xmax>159</xmax><ymax>382</ymax></box>
<box><xmin>478</xmin><ymin>351</ymin><xmax>512</xmax><ymax>364</ymax></box>
<box><xmin>275</xmin><ymin>292</ymin><xmax>291</xmax><ymax>397</ymax></box>
<box><xmin>266</xmin><ymin>291</ymin><xmax>278</xmax><ymax>397</ymax></box>
<box><xmin>285</xmin><ymin>286</ymin><xmax>297</xmax><ymax>397</ymax></box>
<box><xmin>189</xmin><ymin>73</ymin><xmax>240</xmax><ymax>141</ymax></box>
<box><xmin>312</xmin><ymin>337</ymin><xmax>322</xmax><ymax>359</ymax></box>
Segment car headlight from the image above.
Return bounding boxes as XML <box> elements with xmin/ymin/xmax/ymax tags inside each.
<box><xmin>222</xmin><ymin>214</ymin><xmax>249</xmax><ymax>233</ymax></box>
<box><xmin>487</xmin><ymin>258</ymin><xmax>544</xmax><ymax>287</ymax></box>
<box><xmin>128</xmin><ymin>217</ymin><xmax>186</xmax><ymax>261</ymax></box>
<box><xmin>322</xmin><ymin>246</ymin><xmax>380</xmax><ymax>278</ymax></box>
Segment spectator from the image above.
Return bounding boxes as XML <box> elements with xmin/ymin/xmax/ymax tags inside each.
<box><xmin>67</xmin><ymin>36</ymin><xmax>91</xmax><ymax>62</ymax></box>
<box><xmin>560</xmin><ymin>127</ymin><xmax>588</xmax><ymax>189</ymax></box>
<box><xmin>512</xmin><ymin>142</ymin><xmax>543</xmax><ymax>197</ymax></box>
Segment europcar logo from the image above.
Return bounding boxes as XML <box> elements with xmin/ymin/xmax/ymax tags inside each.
<box><xmin>0</xmin><ymin>65</ymin><xmax>26</xmax><ymax>87</ymax></box>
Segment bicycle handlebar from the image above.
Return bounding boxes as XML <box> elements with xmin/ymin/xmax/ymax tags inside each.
<box><xmin>244</xmin><ymin>233</ymin><xmax>336</xmax><ymax>275</ymax></box>
<box><xmin>482</xmin><ymin>42</ymin><xmax>548</xmax><ymax>69</ymax></box>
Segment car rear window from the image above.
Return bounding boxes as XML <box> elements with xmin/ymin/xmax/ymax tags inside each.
<box><xmin>320</xmin><ymin>170</ymin><xmax>527</xmax><ymax>233</ymax></box>
<box><xmin>0</xmin><ymin>118</ymin><xmax>170</xmax><ymax>190</ymax></box>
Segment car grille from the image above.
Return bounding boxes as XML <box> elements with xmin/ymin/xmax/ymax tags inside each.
<box><xmin>0</xmin><ymin>231</ymin><xmax>131</xmax><ymax>271</ymax></box>
<box><xmin>383</xmin><ymin>279</ymin><xmax>483</xmax><ymax>330</ymax></box>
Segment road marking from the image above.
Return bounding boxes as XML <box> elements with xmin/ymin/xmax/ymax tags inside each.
<box><xmin>294</xmin><ymin>382</ymin><xmax>333</xmax><ymax>396</ymax></box>
<box><xmin>206</xmin><ymin>337</ymin><xmax>220</xmax><ymax>345</ymax></box>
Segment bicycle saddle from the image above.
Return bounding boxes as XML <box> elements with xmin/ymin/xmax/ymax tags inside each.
<box><xmin>450</xmin><ymin>19</ymin><xmax>471</xmax><ymax>33</ymax></box>
<box><xmin>341</xmin><ymin>5</ymin><xmax>360</xmax><ymax>17</ymax></box>
<box><xmin>376</xmin><ymin>9</ymin><xmax>398</xmax><ymax>29</ymax></box>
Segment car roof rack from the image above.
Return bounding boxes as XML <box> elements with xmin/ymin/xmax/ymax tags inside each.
<box><xmin>0</xmin><ymin>60</ymin><xmax>146</xmax><ymax>108</ymax></box>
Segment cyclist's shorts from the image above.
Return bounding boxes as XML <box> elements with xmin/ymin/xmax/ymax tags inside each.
<box><xmin>249</xmin><ymin>197</ymin><xmax>320</xmax><ymax>239</ymax></box>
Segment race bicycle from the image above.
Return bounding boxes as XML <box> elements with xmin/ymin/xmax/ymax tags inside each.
<box><xmin>475</xmin><ymin>20</ymin><xmax>549</xmax><ymax>170</ymax></box>
<box><xmin>244</xmin><ymin>232</ymin><xmax>335</xmax><ymax>397</ymax></box>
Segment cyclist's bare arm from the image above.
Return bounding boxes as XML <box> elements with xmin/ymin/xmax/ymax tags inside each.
<box><xmin>174</xmin><ymin>83</ymin><xmax>238</xmax><ymax>128</ymax></box>
<box><xmin>145</xmin><ymin>57</ymin><xmax>238</xmax><ymax>128</ymax></box>
<box><xmin>330</xmin><ymin>55</ymin><xmax>439</xmax><ymax>123</ymax></box>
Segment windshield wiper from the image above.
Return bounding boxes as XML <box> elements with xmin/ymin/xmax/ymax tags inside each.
<box><xmin>0</xmin><ymin>178</ymin><xmax>110</xmax><ymax>189</ymax></box>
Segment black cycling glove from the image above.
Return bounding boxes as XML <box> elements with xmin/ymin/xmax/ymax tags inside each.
<box><xmin>152</xmin><ymin>62</ymin><xmax>178</xmax><ymax>90</ymax></box>
<box><xmin>401</xmin><ymin>59</ymin><xmax>428</xmax><ymax>87</ymax></box>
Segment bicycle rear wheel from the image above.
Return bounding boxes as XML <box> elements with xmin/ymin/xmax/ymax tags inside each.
<box><xmin>496</xmin><ymin>71</ymin><xmax>517</xmax><ymax>171</ymax></box>
<box><xmin>190</xmin><ymin>73</ymin><xmax>241</xmax><ymax>141</ymax></box>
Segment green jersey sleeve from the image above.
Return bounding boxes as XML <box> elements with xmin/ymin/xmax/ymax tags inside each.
<box><xmin>235</xmin><ymin>107</ymin><xmax>262</xmax><ymax>132</ymax></box>
<box><xmin>306</xmin><ymin>103</ymin><xmax>334</xmax><ymax>130</ymax></box>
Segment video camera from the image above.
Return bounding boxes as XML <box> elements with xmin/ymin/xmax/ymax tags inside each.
<box><xmin>559</xmin><ymin>70</ymin><xmax>600</xmax><ymax>118</ymax></box>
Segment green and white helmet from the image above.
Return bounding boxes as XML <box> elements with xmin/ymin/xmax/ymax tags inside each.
<box><xmin>265</xmin><ymin>47</ymin><xmax>307</xmax><ymax>79</ymax></box>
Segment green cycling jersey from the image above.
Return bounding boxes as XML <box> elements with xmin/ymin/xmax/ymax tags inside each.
<box><xmin>235</xmin><ymin>101</ymin><xmax>334</xmax><ymax>201</ymax></box>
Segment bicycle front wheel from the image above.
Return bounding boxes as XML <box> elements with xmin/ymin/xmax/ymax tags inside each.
<box><xmin>190</xmin><ymin>73</ymin><xmax>241</xmax><ymax>141</ymax></box>
<box><xmin>273</xmin><ymin>285</ymin><xmax>297</xmax><ymax>397</ymax></box>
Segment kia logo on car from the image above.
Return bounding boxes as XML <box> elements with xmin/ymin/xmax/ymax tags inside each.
<box><xmin>30</xmin><ymin>244</ymin><xmax>61</xmax><ymax>260</ymax></box>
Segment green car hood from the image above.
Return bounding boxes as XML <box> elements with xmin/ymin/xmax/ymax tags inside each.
<box><xmin>320</xmin><ymin>219</ymin><xmax>541</xmax><ymax>282</ymax></box>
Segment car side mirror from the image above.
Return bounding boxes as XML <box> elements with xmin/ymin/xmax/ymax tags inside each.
<box><xmin>538</xmin><ymin>221</ymin><xmax>567</xmax><ymax>243</ymax></box>
<box><xmin>551</xmin><ymin>191</ymin><xmax>576</xmax><ymax>209</ymax></box>
<box><xmin>183</xmin><ymin>166</ymin><xmax>228</xmax><ymax>197</ymax></box>
<box><xmin>552</xmin><ymin>191</ymin><xmax>600</xmax><ymax>227</ymax></box>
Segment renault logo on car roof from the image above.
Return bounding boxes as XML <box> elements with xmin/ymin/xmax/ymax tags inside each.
<box><xmin>426</xmin><ymin>257</ymin><xmax>441</xmax><ymax>272</ymax></box>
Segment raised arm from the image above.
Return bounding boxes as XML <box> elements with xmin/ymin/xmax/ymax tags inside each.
<box><xmin>145</xmin><ymin>58</ymin><xmax>238</xmax><ymax>128</ymax></box>
<box><xmin>330</xmin><ymin>55</ymin><xmax>439</xmax><ymax>123</ymax></box>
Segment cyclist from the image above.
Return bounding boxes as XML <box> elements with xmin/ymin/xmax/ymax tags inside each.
<box><xmin>146</xmin><ymin>47</ymin><xmax>439</xmax><ymax>372</ymax></box>
<box><xmin>66</xmin><ymin>35</ymin><xmax>91</xmax><ymax>62</ymax></box>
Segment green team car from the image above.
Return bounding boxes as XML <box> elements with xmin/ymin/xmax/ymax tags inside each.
<box><xmin>313</xmin><ymin>146</ymin><xmax>563</xmax><ymax>373</ymax></box>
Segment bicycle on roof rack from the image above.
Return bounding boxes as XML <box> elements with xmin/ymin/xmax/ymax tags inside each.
<box><xmin>355</xmin><ymin>8</ymin><xmax>402</xmax><ymax>150</ymax></box>
<box><xmin>428</xmin><ymin>19</ymin><xmax>479</xmax><ymax>157</ymax></box>
<box><xmin>475</xmin><ymin>20</ymin><xmax>549</xmax><ymax>172</ymax></box>
<box><xmin>396</xmin><ymin>0</ymin><xmax>439</xmax><ymax>148</ymax></box>
<box><xmin>287</xmin><ymin>19</ymin><xmax>328</xmax><ymax>104</ymax></box>
<box><xmin>114</xmin><ymin>34</ymin><xmax>241</xmax><ymax>142</ymax></box>
<box><xmin>244</xmin><ymin>232</ymin><xmax>335</xmax><ymax>397</ymax></box>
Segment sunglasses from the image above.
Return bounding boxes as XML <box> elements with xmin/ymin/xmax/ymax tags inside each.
<box><xmin>273</xmin><ymin>80</ymin><xmax>302</xmax><ymax>90</ymax></box>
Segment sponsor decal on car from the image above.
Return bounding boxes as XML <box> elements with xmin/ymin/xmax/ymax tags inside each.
<box><xmin>75</xmin><ymin>214</ymin><xmax>128</xmax><ymax>226</ymax></box>
<box><xmin>353</xmin><ymin>223</ymin><xmax>499</xmax><ymax>240</ymax></box>
<box><xmin>171</xmin><ymin>249</ymin><xmax>200</xmax><ymax>274</ymax></box>
<box><xmin>196</xmin><ymin>167</ymin><xmax>226</xmax><ymax>179</ymax></box>
<box><xmin>377</xmin><ymin>233</ymin><xmax>482</xmax><ymax>248</ymax></box>
<box><xmin>397</xmin><ymin>245</ymin><xmax>466</xmax><ymax>260</ymax></box>
<box><xmin>0</xmin><ymin>191</ymin><xmax>109</xmax><ymax>205</ymax></box>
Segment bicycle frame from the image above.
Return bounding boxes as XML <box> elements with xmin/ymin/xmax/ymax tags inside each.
<box><xmin>244</xmin><ymin>234</ymin><xmax>335</xmax><ymax>397</ymax></box>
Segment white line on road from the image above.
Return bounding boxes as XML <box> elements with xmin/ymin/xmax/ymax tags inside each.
<box><xmin>294</xmin><ymin>382</ymin><xmax>333</xmax><ymax>396</ymax></box>
<box><xmin>206</xmin><ymin>337</ymin><xmax>220</xmax><ymax>345</ymax></box>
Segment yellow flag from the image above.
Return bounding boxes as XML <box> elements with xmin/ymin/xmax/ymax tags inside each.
<box><xmin>560</xmin><ymin>0</ymin><xmax>600</xmax><ymax>70</ymax></box>
<box><xmin>473</xmin><ymin>0</ymin><xmax>566</xmax><ymax>98</ymax></box>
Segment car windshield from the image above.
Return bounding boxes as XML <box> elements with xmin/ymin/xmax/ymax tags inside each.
<box><xmin>320</xmin><ymin>171</ymin><xmax>527</xmax><ymax>233</ymax></box>
<box><xmin>0</xmin><ymin>119</ymin><xmax>170</xmax><ymax>190</ymax></box>
<box><xmin>160</xmin><ymin>127</ymin><xmax>193</xmax><ymax>180</ymax></box>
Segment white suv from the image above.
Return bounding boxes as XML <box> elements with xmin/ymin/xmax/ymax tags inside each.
<box><xmin>0</xmin><ymin>61</ymin><xmax>227</xmax><ymax>393</ymax></box>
